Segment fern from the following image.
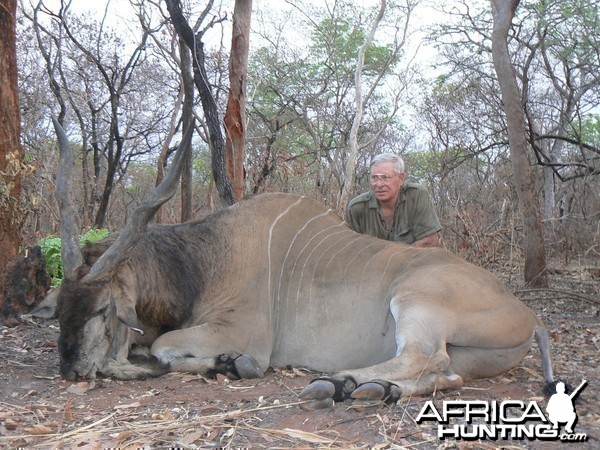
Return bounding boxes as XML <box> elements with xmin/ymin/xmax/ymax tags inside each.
<box><xmin>39</xmin><ymin>229</ymin><xmax>110</xmax><ymax>288</ymax></box>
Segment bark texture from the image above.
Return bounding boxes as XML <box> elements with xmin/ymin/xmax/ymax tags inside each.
<box><xmin>0</xmin><ymin>0</ymin><xmax>24</xmax><ymax>316</ymax></box>
<box><xmin>490</xmin><ymin>0</ymin><xmax>548</xmax><ymax>287</ymax></box>
<box><xmin>224</xmin><ymin>0</ymin><xmax>252</xmax><ymax>202</ymax></box>
<box><xmin>165</xmin><ymin>0</ymin><xmax>234</xmax><ymax>206</ymax></box>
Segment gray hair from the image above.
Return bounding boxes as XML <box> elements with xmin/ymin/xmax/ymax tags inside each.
<box><xmin>370</xmin><ymin>153</ymin><xmax>405</xmax><ymax>174</ymax></box>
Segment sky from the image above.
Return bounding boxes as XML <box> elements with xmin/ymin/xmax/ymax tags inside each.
<box><xmin>38</xmin><ymin>0</ymin><xmax>445</xmax><ymax>64</ymax></box>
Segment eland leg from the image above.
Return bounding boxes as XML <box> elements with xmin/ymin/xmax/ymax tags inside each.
<box><xmin>299</xmin><ymin>336</ymin><xmax>453</xmax><ymax>408</ymax></box>
<box><xmin>150</xmin><ymin>323</ymin><xmax>266</xmax><ymax>379</ymax></box>
<box><xmin>300</xmin><ymin>299</ymin><xmax>538</xmax><ymax>408</ymax></box>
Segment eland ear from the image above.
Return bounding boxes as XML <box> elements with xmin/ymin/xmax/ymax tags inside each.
<box><xmin>115</xmin><ymin>298</ymin><xmax>144</xmax><ymax>335</ymax></box>
<box><xmin>28</xmin><ymin>288</ymin><xmax>60</xmax><ymax>319</ymax></box>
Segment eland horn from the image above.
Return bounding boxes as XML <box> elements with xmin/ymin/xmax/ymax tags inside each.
<box><xmin>53</xmin><ymin>117</ymin><xmax>194</xmax><ymax>284</ymax></box>
<box><xmin>53</xmin><ymin>117</ymin><xmax>83</xmax><ymax>281</ymax></box>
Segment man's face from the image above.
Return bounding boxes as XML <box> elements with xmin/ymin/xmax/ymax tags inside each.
<box><xmin>369</xmin><ymin>161</ymin><xmax>404</xmax><ymax>204</ymax></box>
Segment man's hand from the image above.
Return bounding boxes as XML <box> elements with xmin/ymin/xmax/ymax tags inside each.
<box><xmin>413</xmin><ymin>233</ymin><xmax>439</xmax><ymax>248</ymax></box>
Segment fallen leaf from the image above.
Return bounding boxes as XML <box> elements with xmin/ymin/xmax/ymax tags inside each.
<box><xmin>221</xmin><ymin>427</ymin><xmax>235</xmax><ymax>440</ymax></box>
<box><xmin>66</xmin><ymin>382</ymin><xmax>91</xmax><ymax>395</ymax></box>
<box><xmin>63</xmin><ymin>399</ymin><xmax>73</xmax><ymax>421</ymax></box>
<box><xmin>4</xmin><ymin>418</ymin><xmax>19</xmax><ymax>430</ymax></box>
<box><xmin>26</xmin><ymin>424</ymin><xmax>54</xmax><ymax>435</ymax></box>
<box><xmin>109</xmin><ymin>430</ymin><xmax>134</xmax><ymax>441</ymax></box>
<box><xmin>518</xmin><ymin>366</ymin><xmax>543</xmax><ymax>379</ymax></box>
<box><xmin>151</xmin><ymin>411</ymin><xmax>174</xmax><ymax>420</ymax></box>
<box><xmin>179</xmin><ymin>374</ymin><xmax>200</xmax><ymax>383</ymax></box>
<box><xmin>44</xmin><ymin>340</ymin><xmax>57</xmax><ymax>348</ymax></box>
<box><xmin>181</xmin><ymin>430</ymin><xmax>208</xmax><ymax>445</ymax></box>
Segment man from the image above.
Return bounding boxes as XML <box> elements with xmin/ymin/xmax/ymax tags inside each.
<box><xmin>345</xmin><ymin>153</ymin><xmax>441</xmax><ymax>247</ymax></box>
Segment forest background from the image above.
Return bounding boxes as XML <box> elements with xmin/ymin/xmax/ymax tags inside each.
<box><xmin>1</xmin><ymin>0</ymin><xmax>598</xmax><ymax>309</ymax></box>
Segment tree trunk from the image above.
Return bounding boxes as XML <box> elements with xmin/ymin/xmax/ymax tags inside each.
<box><xmin>224</xmin><ymin>0</ymin><xmax>252</xmax><ymax>202</ymax></box>
<box><xmin>1</xmin><ymin>247</ymin><xmax>50</xmax><ymax>322</ymax></box>
<box><xmin>180</xmin><ymin>36</ymin><xmax>195</xmax><ymax>221</ymax></box>
<box><xmin>490</xmin><ymin>0</ymin><xmax>548</xmax><ymax>287</ymax></box>
<box><xmin>94</xmin><ymin>144</ymin><xmax>120</xmax><ymax>229</ymax></box>
<box><xmin>0</xmin><ymin>0</ymin><xmax>24</xmax><ymax>316</ymax></box>
<box><xmin>338</xmin><ymin>0</ymin><xmax>386</xmax><ymax>214</ymax></box>
<box><xmin>165</xmin><ymin>0</ymin><xmax>234</xmax><ymax>207</ymax></box>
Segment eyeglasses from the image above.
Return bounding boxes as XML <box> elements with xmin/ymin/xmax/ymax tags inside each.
<box><xmin>370</xmin><ymin>174</ymin><xmax>396</xmax><ymax>184</ymax></box>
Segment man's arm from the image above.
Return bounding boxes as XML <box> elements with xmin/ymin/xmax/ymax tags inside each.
<box><xmin>410</xmin><ymin>185</ymin><xmax>441</xmax><ymax>247</ymax></box>
<box><xmin>344</xmin><ymin>202</ymin><xmax>363</xmax><ymax>234</ymax></box>
<box><xmin>413</xmin><ymin>232</ymin><xmax>439</xmax><ymax>248</ymax></box>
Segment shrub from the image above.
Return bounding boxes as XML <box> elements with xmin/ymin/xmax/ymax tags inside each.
<box><xmin>39</xmin><ymin>229</ymin><xmax>110</xmax><ymax>287</ymax></box>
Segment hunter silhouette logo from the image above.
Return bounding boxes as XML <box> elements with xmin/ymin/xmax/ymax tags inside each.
<box><xmin>546</xmin><ymin>379</ymin><xmax>587</xmax><ymax>434</ymax></box>
<box><xmin>415</xmin><ymin>379</ymin><xmax>589</xmax><ymax>442</ymax></box>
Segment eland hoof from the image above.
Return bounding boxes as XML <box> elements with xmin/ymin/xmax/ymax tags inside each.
<box><xmin>351</xmin><ymin>382</ymin><xmax>386</xmax><ymax>400</ymax></box>
<box><xmin>299</xmin><ymin>379</ymin><xmax>336</xmax><ymax>400</ymax></box>
<box><xmin>300</xmin><ymin>398</ymin><xmax>335</xmax><ymax>410</ymax></box>
<box><xmin>234</xmin><ymin>354</ymin><xmax>264</xmax><ymax>379</ymax></box>
<box><xmin>351</xmin><ymin>380</ymin><xmax>401</xmax><ymax>404</ymax></box>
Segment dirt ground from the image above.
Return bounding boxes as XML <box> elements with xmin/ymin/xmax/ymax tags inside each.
<box><xmin>0</xmin><ymin>266</ymin><xmax>598</xmax><ymax>449</ymax></box>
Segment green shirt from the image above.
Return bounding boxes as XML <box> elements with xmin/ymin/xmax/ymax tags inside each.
<box><xmin>345</xmin><ymin>182</ymin><xmax>442</xmax><ymax>244</ymax></box>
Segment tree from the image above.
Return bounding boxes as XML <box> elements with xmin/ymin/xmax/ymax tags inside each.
<box><xmin>338</xmin><ymin>0</ymin><xmax>386</xmax><ymax>212</ymax></box>
<box><xmin>165</xmin><ymin>0</ymin><xmax>234</xmax><ymax>207</ymax></box>
<box><xmin>247</xmin><ymin>0</ymin><xmax>413</xmax><ymax>206</ymax></box>
<box><xmin>28</xmin><ymin>0</ymin><xmax>169</xmax><ymax>229</ymax></box>
<box><xmin>0</xmin><ymin>0</ymin><xmax>24</xmax><ymax>309</ymax></box>
<box><xmin>135</xmin><ymin>0</ymin><xmax>194</xmax><ymax>223</ymax></box>
<box><xmin>490</xmin><ymin>0</ymin><xmax>547</xmax><ymax>287</ymax></box>
<box><xmin>224</xmin><ymin>0</ymin><xmax>252</xmax><ymax>202</ymax></box>
<box><xmin>427</xmin><ymin>0</ymin><xmax>598</xmax><ymax>262</ymax></box>
<box><xmin>179</xmin><ymin>36</ymin><xmax>195</xmax><ymax>221</ymax></box>
<box><xmin>14</xmin><ymin>0</ymin><xmax>596</xmax><ymax>272</ymax></box>
<box><xmin>522</xmin><ymin>0</ymin><xmax>599</xmax><ymax>219</ymax></box>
